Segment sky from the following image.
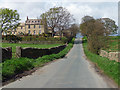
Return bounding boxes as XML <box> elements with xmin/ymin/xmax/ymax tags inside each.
<box><xmin>0</xmin><ymin>0</ymin><xmax>119</xmax><ymax>25</ymax></box>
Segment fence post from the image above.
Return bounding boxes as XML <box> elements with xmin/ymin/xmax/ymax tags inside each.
<box><xmin>16</xmin><ymin>46</ymin><xmax>22</xmax><ymax>58</ymax></box>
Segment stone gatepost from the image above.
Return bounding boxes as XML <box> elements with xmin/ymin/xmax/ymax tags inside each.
<box><xmin>16</xmin><ymin>46</ymin><xmax>22</xmax><ymax>58</ymax></box>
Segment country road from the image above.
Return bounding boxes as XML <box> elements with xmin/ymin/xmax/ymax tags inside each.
<box><xmin>2</xmin><ymin>37</ymin><xmax>116</xmax><ymax>88</ymax></box>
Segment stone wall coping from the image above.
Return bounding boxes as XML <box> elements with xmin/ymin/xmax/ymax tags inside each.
<box><xmin>18</xmin><ymin>44</ymin><xmax>67</xmax><ymax>50</ymax></box>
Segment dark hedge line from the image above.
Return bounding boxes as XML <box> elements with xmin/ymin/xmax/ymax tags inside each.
<box><xmin>2</xmin><ymin>35</ymin><xmax>69</xmax><ymax>43</ymax></box>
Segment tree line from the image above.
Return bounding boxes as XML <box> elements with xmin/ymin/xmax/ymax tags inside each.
<box><xmin>0</xmin><ymin>7</ymin><xmax>79</xmax><ymax>38</ymax></box>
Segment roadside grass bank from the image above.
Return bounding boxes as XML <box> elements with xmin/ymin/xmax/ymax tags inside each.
<box><xmin>102</xmin><ymin>36</ymin><xmax>120</xmax><ymax>52</ymax></box>
<box><xmin>2</xmin><ymin>38</ymin><xmax>75</xmax><ymax>83</ymax></box>
<box><xmin>2</xmin><ymin>43</ymin><xmax>62</xmax><ymax>58</ymax></box>
<box><xmin>82</xmin><ymin>37</ymin><xmax>120</xmax><ymax>86</ymax></box>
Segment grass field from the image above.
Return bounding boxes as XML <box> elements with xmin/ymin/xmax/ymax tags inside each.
<box><xmin>2</xmin><ymin>43</ymin><xmax>62</xmax><ymax>58</ymax></box>
<box><xmin>82</xmin><ymin>37</ymin><xmax>120</xmax><ymax>86</ymax></box>
<box><xmin>104</xmin><ymin>36</ymin><xmax>120</xmax><ymax>52</ymax></box>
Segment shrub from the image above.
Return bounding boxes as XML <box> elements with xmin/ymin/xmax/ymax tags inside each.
<box><xmin>87</xmin><ymin>36</ymin><xmax>108</xmax><ymax>54</ymax></box>
<box><xmin>21</xmin><ymin>36</ymin><xmax>68</xmax><ymax>43</ymax></box>
<box><xmin>2</xmin><ymin>58</ymin><xmax>34</xmax><ymax>81</ymax></box>
<box><xmin>2</xmin><ymin>35</ymin><xmax>22</xmax><ymax>42</ymax></box>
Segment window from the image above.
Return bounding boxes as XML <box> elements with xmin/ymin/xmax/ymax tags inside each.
<box><xmin>28</xmin><ymin>30</ymin><xmax>30</xmax><ymax>34</ymax></box>
<box><xmin>39</xmin><ymin>25</ymin><xmax>40</xmax><ymax>28</ymax></box>
<box><xmin>28</xmin><ymin>25</ymin><xmax>30</xmax><ymax>29</ymax></box>
<box><xmin>21</xmin><ymin>26</ymin><xmax>23</xmax><ymax>29</ymax></box>
<box><xmin>34</xmin><ymin>30</ymin><xmax>36</xmax><ymax>35</ymax></box>
<box><xmin>39</xmin><ymin>30</ymin><xmax>41</xmax><ymax>34</ymax></box>
<box><xmin>34</xmin><ymin>25</ymin><xmax>36</xmax><ymax>28</ymax></box>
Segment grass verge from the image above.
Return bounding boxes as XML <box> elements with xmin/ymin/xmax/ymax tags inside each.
<box><xmin>82</xmin><ymin>37</ymin><xmax>120</xmax><ymax>86</ymax></box>
<box><xmin>2</xmin><ymin>38</ymin><xmax>75</xmax><ymax>82</ymax></box>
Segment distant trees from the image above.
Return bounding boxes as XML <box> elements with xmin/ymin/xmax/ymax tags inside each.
<box><xmin>69</xmin><ymin>24</ymin><xmax>79</xmax><ymax>37</ymax></box>
<box><xmin>98</xmin><ymin>18</ymin><xmax>118</xmax><ymax>34</ymax></box>
<box><xmin>80</xmin><ymin>16</ymin><xmax>111</xmax><ymax>54</ymax></box>
<box><xmin>40</xmin><ymin>6</ymin><xmax>74</xmax><ymax>37</ymax></box>
<box><xmin>0</xmin><ymin>8</ymin><xmax>20</xmax><ymax>35</ymax></box>
<box><xmin>81</xmin><ymin>15</ymin><xmax>94</xmax><ymax>23</ymax></box>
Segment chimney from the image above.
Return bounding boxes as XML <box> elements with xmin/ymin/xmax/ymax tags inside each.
<box><xmin>27</xmin><ymin>16</ymin><xmax>28</xmax><ymax>20</ymax></box>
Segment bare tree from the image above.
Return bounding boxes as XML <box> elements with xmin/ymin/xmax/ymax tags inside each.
<box><xmin>40</xmin><ymin>7</ymin><xmax>74</xmax><ymax>37</ymax></box>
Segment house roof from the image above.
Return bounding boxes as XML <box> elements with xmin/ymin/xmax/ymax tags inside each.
<box><xmin>25</xmin><ymin>19</ymin><xmax>42</xmax><ymax>25</ymax></box>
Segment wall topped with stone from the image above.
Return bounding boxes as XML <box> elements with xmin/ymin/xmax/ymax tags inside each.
<box><xmin>100</xmin><ymin>50</ymin><xmax>120</xmax><ymax>62</ymax></box>
<box><xmin>16</xmin><ymin>45</ymin><xmax>67</xmax><ymax>59</ymax></box>
<box><xmin>2</xmin><ymin>47</ymin><xmax>12</xmax><ymax>62</ymax></box>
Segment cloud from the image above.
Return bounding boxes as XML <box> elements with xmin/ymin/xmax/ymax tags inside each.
<box><xmin>65</xmin><ymin>2</ymin><xmax>118</xmax><ymax>24</ymax></box>
<box><xmin>0</xmin><ymin>0</ymin><xmax>119</xmax><ymax>2</ymax></box>
<box><xmin>0</xmin><ymin>1</ymin><xmax>118</xmax><ymax>25</ymax></box>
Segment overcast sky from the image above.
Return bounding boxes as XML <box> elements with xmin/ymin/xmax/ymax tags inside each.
<box><xmin>0</xmin><ymin>0</ymin><xmax>119</xmax><ymax>25</ymax></box>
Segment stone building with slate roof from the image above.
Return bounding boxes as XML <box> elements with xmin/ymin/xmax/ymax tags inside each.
<box><xmin>11</xmin><ymin>16</ymin><xmax>51</xmax><ymax>35</ymax></box>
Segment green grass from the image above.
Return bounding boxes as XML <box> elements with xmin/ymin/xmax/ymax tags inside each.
<box><xmin>2</xmin><ymin>38</ymin><xmax>75</xmax><ymax>82</ymax></box>
<box><xmin>82</xmin><ymin>37</ymin><xmax>120</xmax><ymax>86</ymax></box>
<box><xmin>2</xmin><ymin>43</ymin><xmax>62</xmax><ymax>57</ymax></box>
<box><xmin>104</xmin><ymin>36</ymin><xmax>120</xmax><ymax>52</ymax></box>
<box><xmin>2</xmin><ymin>58</ymin><xmax>34</xmax><ymax>81</ymax></box>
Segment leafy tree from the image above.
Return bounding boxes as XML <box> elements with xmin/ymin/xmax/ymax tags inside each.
<box><xmin>80</xmin><ymin>16</ymin><xmax>110</xmax><ymax>54</ymax></box>
<box><xmin>98</xmin><ymin>18</ymin><xmax>118</xmax><ymax>34</ymax></box>
<box><xmin>80</xmin><ymin>16</ymin><xmax>95</xmax><ymax>36</ymax></box>
<box><xmin>69</xmin><ymin>24</ymin><xmax>79</xmax><ymax>37</ymax></box>
<box><xmin>81</xmin><ymin>15</ymin><xmax>94</xmax><ymax>23</ymax></box>
<box><xmin>0</xmin><ymin>8</ymin><xmax>20</xmax><ymax>35</ymax></box>
<box><xmin>40</xmin><ymin>6</ymin><xmax>74</xmax><ymax>37</ymax></box>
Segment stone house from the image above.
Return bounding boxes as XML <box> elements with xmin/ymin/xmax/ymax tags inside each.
<box><xmin>3</xmin><ymin>16</ymin><xmax>52</xmax><ymax>35</ymax></box>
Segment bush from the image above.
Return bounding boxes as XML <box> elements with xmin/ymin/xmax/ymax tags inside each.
<box><xmin>2</xmin><ymin>58</ymin><xmax>34</xmax><ymax>81</ymax></box>
<box><xmin>87</xmin><ymin>36</ymin><xmax>108</xmax><ymax>54</ymax></box>
<box><xmin>2</xmin><ymin>35</ymin><xmax>22</xmax><ymax>42</ymax></box>
<box><xmin>21</xmin><ymin>36</ymin><xmax>68</xmax><ymax>43</ymax></box>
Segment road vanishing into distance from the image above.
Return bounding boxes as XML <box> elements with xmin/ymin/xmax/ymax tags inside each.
<box><xmin>2</xmin><ymin>37</ymin><xmax>117</xmax><ymax>88</ymax></box>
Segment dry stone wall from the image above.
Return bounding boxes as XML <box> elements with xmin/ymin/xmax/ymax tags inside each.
<box><xmin>100</xmin><ymin>50</ymin><xmax>120</xmax><ymax>62</ymax></box>
<box><xmin>16</xmin><ymin>45</ymin><xmax>66</xmax><ymax>59</ymax></box>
